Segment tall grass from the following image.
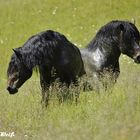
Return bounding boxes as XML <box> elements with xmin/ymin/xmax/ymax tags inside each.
<box><xmin>0</xmin><ymin>0</ymin><xmax>140</xmax><ymax>139</ymax></box>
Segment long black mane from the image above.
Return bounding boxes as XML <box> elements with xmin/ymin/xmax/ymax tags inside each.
<box><xmin>87</xmin><ymin>20</ymin><xmax>140</xmax><ymax>51</ymax></box>
<box><xmin>12</xmin><ymin>30</ymin><xmax>78</xmax><ymax>70</ymax></box>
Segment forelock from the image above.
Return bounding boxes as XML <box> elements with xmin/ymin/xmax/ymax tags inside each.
<box><xmin>7</xmin><ymin>54</ymin><xmax>18</xmax><ymax>76</ymax></box>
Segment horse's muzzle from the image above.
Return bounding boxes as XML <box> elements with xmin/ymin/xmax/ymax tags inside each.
<box><xmin>134</xmin><ymin>55</ymin><xmax>140</xmax><ymax>63</ymax></box>
<box><xmin>7</xmin><ymin>86</ymin><xmax>18</xmax><ymax>94</ymax></box>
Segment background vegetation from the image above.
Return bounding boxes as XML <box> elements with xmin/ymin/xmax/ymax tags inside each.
<box><xmin>0</xmin><ymin>0</ymin><xmax>140</xmax><ymax>139</ymax></box>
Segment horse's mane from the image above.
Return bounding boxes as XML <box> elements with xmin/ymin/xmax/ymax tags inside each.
<box><xmin>87</xmin><ymin>20</ymin><xmax>140</xmax><ymax>50</ymax></box>
<box><xmin>8</xmin><ymin>30</ymin><xmax>77</xmax><ymax>72</ymax></box>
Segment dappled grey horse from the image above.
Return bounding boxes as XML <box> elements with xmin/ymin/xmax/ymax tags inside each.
<box><xmin>81</xmin><ymin>20</ymin><xmax>140</xmax><ymax>89</ymax></box>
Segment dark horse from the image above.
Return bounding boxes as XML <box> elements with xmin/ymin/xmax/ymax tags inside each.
<box><xmin>7</xmin><ymin>30</ymin><xmax>85</xmax><ymax>106</ymax></box>
<box><xmin>81</xmin><ymin>20</ymin><xmax>140</xmax><ymax>88</ymax></box>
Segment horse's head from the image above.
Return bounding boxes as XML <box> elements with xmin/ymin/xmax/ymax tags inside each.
<box><xmin>7</xmin><ymin>49</ymin><xmax>32</xmax><ymax>94</ymax></box>
<box><xmin>119</xmin><ymin>22</ymin><xmax>140</xmax><ymax>63</ymax></box>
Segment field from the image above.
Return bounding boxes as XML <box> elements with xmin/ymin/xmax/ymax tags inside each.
<box><xmin>0</xmin><ymin>0</ymin><xmax>140</xmax><ymax>139</ymax></box>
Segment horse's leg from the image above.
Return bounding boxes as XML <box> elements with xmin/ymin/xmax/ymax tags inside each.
<box><xmin>113</xmin><ymin>61</ymin><xmax>120</xmax><ymax>82</ymax></box>
<box><xmin>70</xmin><ymin>77</ymin><xmax>81</xmax><ymax>104</ymax></box>
<box><xmin>101</xmin><ymin>62</ymin><xmax>120</xmax><ymax>92</ymax></box>
<box><xmin>67</xmin><ymin>78</ymin><xmax>80</xmax><ymax>104</ymax></box>
<box><xmin>39</xmin><ymin>65</ymin><xmax>52</xmax><ymax>107</ymax></box>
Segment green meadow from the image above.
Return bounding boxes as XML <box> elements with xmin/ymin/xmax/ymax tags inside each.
<box><xmin>0</xmin><ymin>0</ymin><xmax>140</xmax><ymax>139</ymax></box>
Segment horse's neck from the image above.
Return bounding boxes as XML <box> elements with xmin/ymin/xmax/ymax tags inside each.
<box><xmin>93</xmin><ymin>37</ymin><xmax>121</xmax><ymax>59</ymax></box>
<box><xmin>22</xmin><ymin>47</ymin><xmax>43</xmax><ymax>70</ymax></box>
<box><xmin>82</xmin><ymin>40</ymin><xmax>121</xmax><ymax>72</ymax></box>
<box><xmin>80</xmin><ymin>48</ymin><xmax>88</xmax><ymax>59</ymax></box>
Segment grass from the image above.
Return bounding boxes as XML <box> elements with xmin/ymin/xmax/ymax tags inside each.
<box><xmin>0</xmin><ymin>0</ymin><xmax>140</xmax><ymax>139</ymax></box>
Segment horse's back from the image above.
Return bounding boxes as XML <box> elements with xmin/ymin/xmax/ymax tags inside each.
<box><xmin>39</xmin><ymin>30</ymin><xmax>85</xmax><ymax>82</ymax></box>
<box><xmin>53</xmin><ymin>34</ymin><xmax>85</xmax><ymax>79</ymax></box>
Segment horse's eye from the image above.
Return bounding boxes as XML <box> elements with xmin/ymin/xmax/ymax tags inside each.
<box><xmin>136</xmin><ymin>40</ymin><xmax>140</xmax><ymax>45</ymax></box>
<box><xmin>12</xmin><ymin>73</ymin><xmax>19</xmax><ymax>81</ymax></box>
<box><xmin>12</xmin><ymin>77</ymin><xmax>17</xmax><ymax>81</ymax></box>
<box><xmin>134</xmin><ymin>38</ymin><xmax>140</xmax><ymax>45</ymax></box>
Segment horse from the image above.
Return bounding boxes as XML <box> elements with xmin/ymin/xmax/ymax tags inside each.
<box><xmin>80</xmin><ymin>20</ymin><xmax>140</xmax><ymax>89</ymax></box>
<box><xmin>7</xmin><ymin>30</ymin><xmax>85</xmax><ymax>106</ymax></box>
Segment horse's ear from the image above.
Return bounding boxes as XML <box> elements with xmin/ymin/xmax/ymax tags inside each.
<box><xmin>119</xmin><ymin>24</ymin><xmax>124</xmax><ymax>31</ymax></box>
<box><xmin>12</xmin><ymin>49</ymin><xmax>22</xmax><ymax>60</ymax></box>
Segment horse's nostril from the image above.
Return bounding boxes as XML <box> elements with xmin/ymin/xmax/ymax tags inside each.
<box><xmin>7</xmin><ymin>86</ymin><xmax>11</xmax><ymax>91</ymax></box>
<box><xmin>136</xmin><ymin>55</ymin><xmax>140</xmax><ymax>62</ymax></box>
<box><xmin>7</xmin><ymin>86</ymin><xmax>18</xmax><ymax>94</ymax></box>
